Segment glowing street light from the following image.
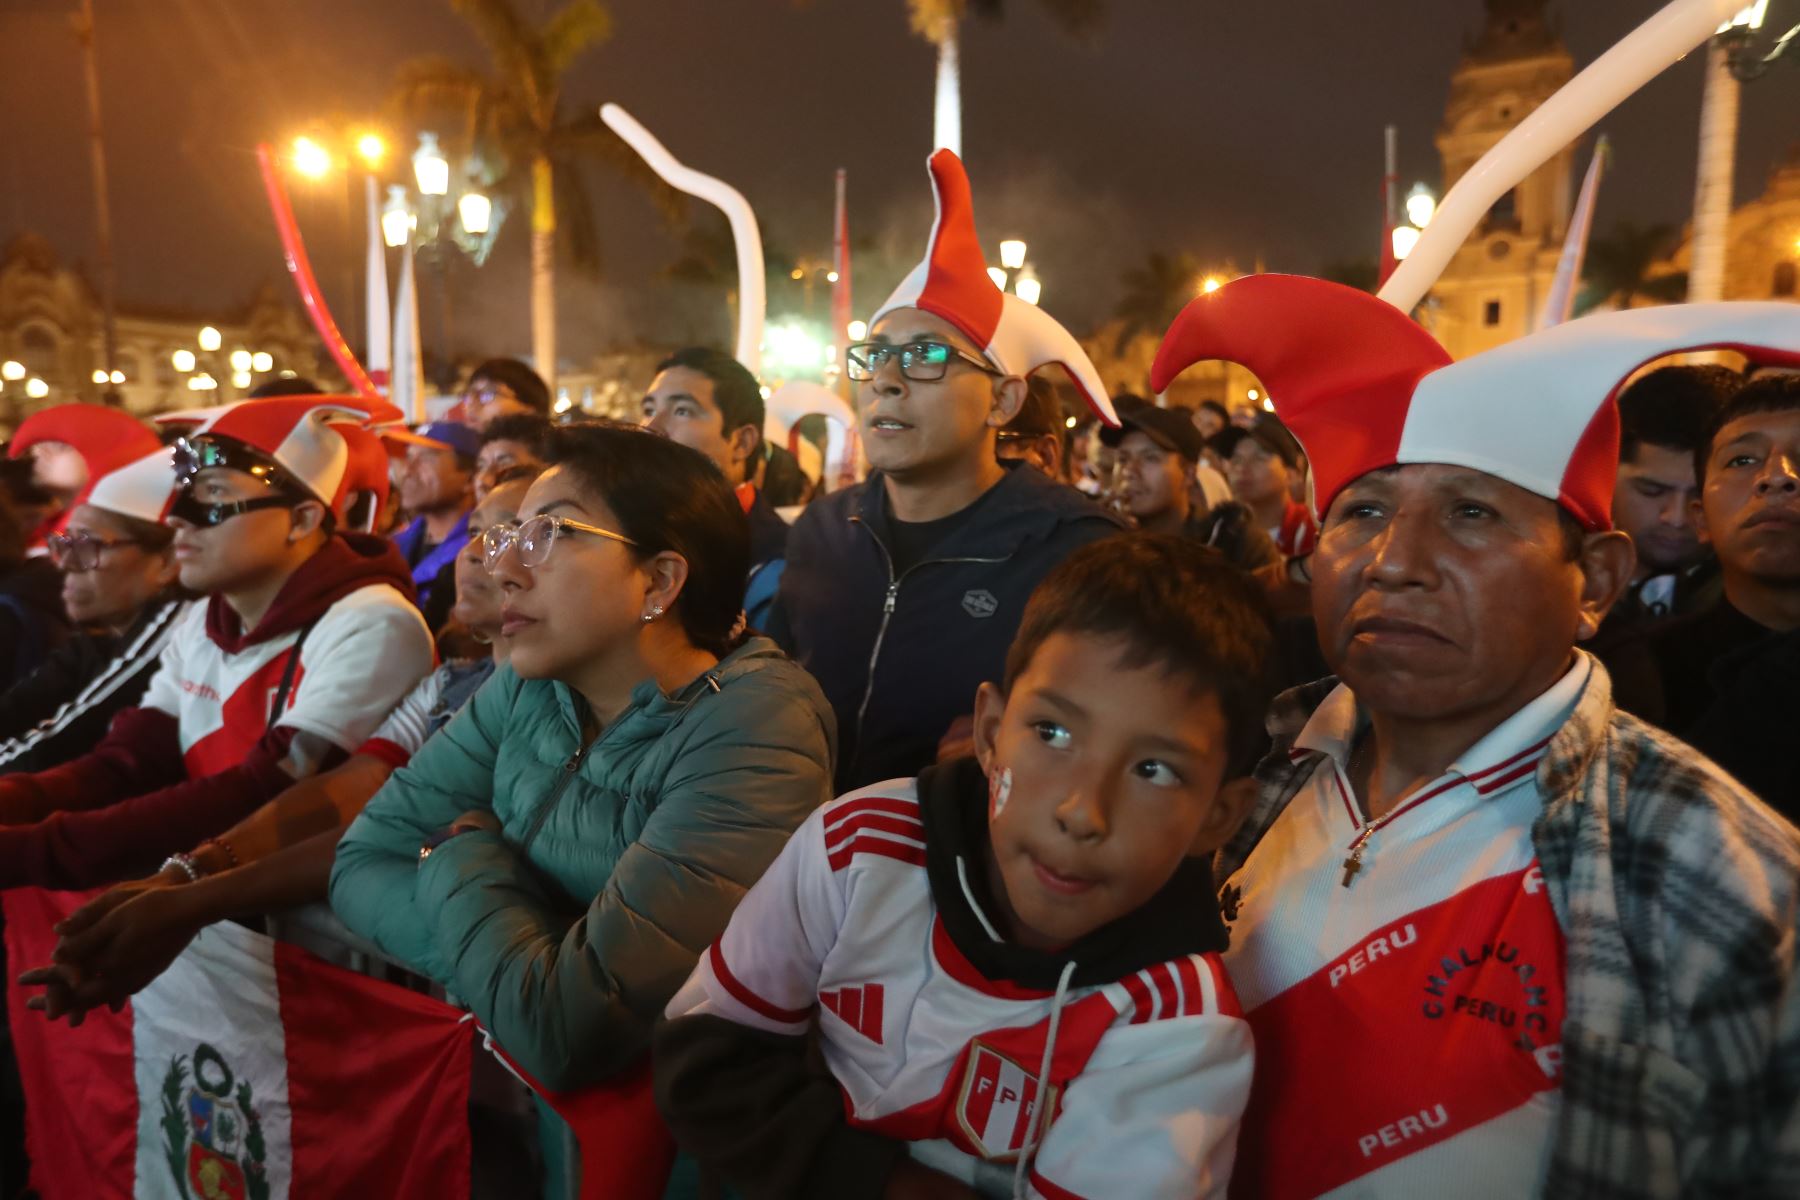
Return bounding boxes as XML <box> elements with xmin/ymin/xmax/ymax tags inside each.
<box><xmin>382</xmin><ymin>185</ymin><xmax>414</xmax><ymax>248</ymax></box>
<box><xmin>986</xmin><ymin>266</ymin><xmax>1009</xmax><ymax>290</ymax></box>
<box><xmin>251</xmin><ymin>351</ymin><xmax>273</xmax><ymax>373</ymax></box>
<box><xmin>232</xmin><ymin>370</ymin><xmax>253</xmax><ymax>389</ymax></box>
<box><xmin>1405</xmin><ymin>183</ymin><xmax>1438</xmax><ymax>230</ymax></box>
<box><xmin>172</xmin><ymin>349</ymin><xmax>197</xmax><ymax>373</ymax></box>
<box><xmin>457</xmin><ymin>190</ymin><xmax>493</xmax><ymax>236</ymax></box>
<box><xmin>999</xmin><ymin>239</ymin><xmax>1028</xmax><ymax>271</ymax></box>
<box><xmin>91</xmin><ymin>369</ymin><xmax>109</xmax><ymax>384</ymax></box>
<box><xmin>1201</xmin><ymin>276</ymin><xmax>1224</xmax><ymax>294</ymax></box>
<box><xmin>109</xmin><ymin>370</ymin><xmax>125</xmax><ymax>385</ymax></box>
<box><xmin>229</xmin><ymin>349</ymin><xmax>253</xmax><ymax>372</ymax></box>
<box><xmin>413</xmin><ymin>132</ymin><xmax>450</xmax><ymax>197</ymax></box>
<box><xmin>291</xmin><ymin>136</ymin><xmax>331</xmax><ymax>180</ymax></box>
<box><xmin>846</xmin><ymin>320</ymin><xmax>868</xmax><ymax>341</ymax></box>
<box><xmin>1391</xmin><ymin>224</ymin><xmax>1422</xmax><ymax>261</ymax></box>
<box><xmin>355</xmin><ymin>133</ymin><xmax>387</xmax><ymax>169</ymax></box>
<box><xmin>1013</xmin><ymin>269</ymin><xmax>1042</xmax><ymax>306</ymax></box>
<box><xmin>1</xmin><ymin>361</ymin><xmax>23</xmax><ymax>381</ymax></box>
<box><xmin>198</xmin><ymin>326</ymin><xmax>222</xmax><ymax>352</ymax></box>
<box><xmin>25</xmin><ymin>378</ymin><xmax>49</xmax><ymax>399</ymax></box>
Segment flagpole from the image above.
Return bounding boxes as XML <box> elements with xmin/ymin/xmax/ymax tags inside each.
<box><xmin>1378</xmin><ymin>125</ymin><xmax>1399</xmax><ymax>287</ymax></box>
<box><xmin>1539</xmin><ymin>137</ymin><xmax>1610</xmax><ymax>330</ymax></box>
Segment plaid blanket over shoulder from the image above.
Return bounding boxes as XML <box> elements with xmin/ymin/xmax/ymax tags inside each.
<box><xmin>1217</xmin><ymin>654</ymin><xmax>1800</xmax><ymax>1199</ymax></box>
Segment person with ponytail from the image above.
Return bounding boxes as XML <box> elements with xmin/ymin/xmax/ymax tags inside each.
<box><xmin>329</xmin><ymin>423</ymin><xmax>836</xmax><ymax>1095</ymax></box>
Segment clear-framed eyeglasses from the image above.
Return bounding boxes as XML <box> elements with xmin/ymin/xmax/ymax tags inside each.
<box><xmin>46</xmin><ymin>530</ymin><xmax>141</xmax><ymax>572</ymax></box>
<box><xmin>481</xmin><ymin>512</ymin><xmax>638</xmax><ymax>573</ymax></box>
<box><xmin>845</xmin><ymin>340</ymin><xmax>1000</xmax><ymax>383</ymax></box>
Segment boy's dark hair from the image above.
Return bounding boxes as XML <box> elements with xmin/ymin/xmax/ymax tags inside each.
<box><xmin>1695</xmin><ymin>371</ymin><xmax>1800</xmax><ymax>487</ymax></box>
<box><xmin>543</xmin><ymin>423</ymin><xmax>750</xmax><ymax>657</ymax></box>
<box><xmin>655</xmin><ymin>347</ymin><xmax>765</xmax><ymax>441</ymax></box>
<box><xmin>1198</xmin><ymin>400</ymin><xmax>1230</xmax><ymax>423</ymax></box>
<box><xmin>469</xmin><ymin>358</ymin><xmax>550</xmax><ymax>415</ymax></box>
<box><xmin>1618</xmin><ymin>365</ymin><xmax>1739</xmax><ymax>463</ymax></box>
<box><xmin>480</xmin><ymin>412</ymin><xmax>553</xmax><ymax>456</ymax></box>
<box><xmin>1003</xmin><ymin>533</ymin><xmax>1278</xmax><ymax>777</ymax></box>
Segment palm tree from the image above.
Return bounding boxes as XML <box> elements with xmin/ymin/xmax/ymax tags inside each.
<box><xmin>394</xmin><ymin>0</ymin><xmax>669</xmax><ymax>386</ymax></box>
<box><xmin>905</xmin><ymin>0</ymin><xmax>1105</xmax><ymax>155</ymax></box>
<box><xmin>1577</xmin><ymin>221</ymin><xmax>1688</xmax><ymax>314</ymax></box>
<box><xmin>1112</xmin><ymin>251</ymin><xmax>1201</xmax><ymax>354</ymax></box>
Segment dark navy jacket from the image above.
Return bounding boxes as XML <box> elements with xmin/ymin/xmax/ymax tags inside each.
<box><xmin>767</xmin><ymin>464</ymin><xmax>1121</xmax><ymax>792</ymax></box>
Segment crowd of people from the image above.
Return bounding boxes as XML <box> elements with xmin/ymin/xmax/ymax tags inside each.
<box><xmin>0</xmin><ymin>147</ymin><xmax>1795</xmax><ymax>1200</ymax></box>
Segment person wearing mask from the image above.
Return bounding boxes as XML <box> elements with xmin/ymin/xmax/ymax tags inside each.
<box><xmin>1643</xmin><ymin>373</ymin><xmax>1800</xmax><ymax>812</ymax></box>
<box><xmin>0</xmin><ymin>449</ymin><xmax>189</xmax><ymax>776</ymax></box>
<box><xmin>641</xmin><ymin>347</ymin><xmax>790</xmax><ymax>628</ymax></box>
<box><xmin>390</xmin><ymin>420</ymin><xmax>479</xmax><ymax>631</ymax></box>
<box><xmin>1154</xmin><ymin>274</ymin><xmax>1800</xmax><ymax>1198</ymax></box>
<box><xmin>1213</xmin><ymin>413</ymin><xmax>1318</xmax><ymax>559</ymax></box>
<box><xmin>20</xmin><ymin>471</ymin><xmax>541</xmax><ymax>1021</ymax></box>
<box><xmin>454</xmin><ymin>358</ymin><xmax>552</xmax><ymax>432</ymax></box>
<box><xmin>329</xmin><ymin>425</ymin><xmax>835</xmax><ymax>1191</ymax></box>
<box><xmin>767</xmin><ymin>151</ymin><xmax>1121</xmax><ymax>792</ymax></box>
<box><xmin>0</xmin><ymin>398</ymin><xmax>435</xmax><ymax>892</ymax></box>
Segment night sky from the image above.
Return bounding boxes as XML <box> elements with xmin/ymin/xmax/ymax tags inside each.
<box><xmin>2</xmin><ymin>0</ymin><xmax>1795</xmax><ymax>362</ymax></box>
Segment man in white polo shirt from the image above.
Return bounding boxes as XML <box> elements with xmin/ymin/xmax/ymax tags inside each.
<box><xmin>1153</xmin><ymin>275</ymin><xmax>1800</xmax><ymax>1199</ymax></box>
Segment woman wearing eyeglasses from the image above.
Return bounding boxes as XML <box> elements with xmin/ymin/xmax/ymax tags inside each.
<box><xmin>0</xmin><ymin>449</ymin><xmax>188</xmax><ymax>776</ymax></box>
<box><xmin>329</xmin><ymin>423</ymin><xmax>835</xmax><ymax>1190</ymax></box>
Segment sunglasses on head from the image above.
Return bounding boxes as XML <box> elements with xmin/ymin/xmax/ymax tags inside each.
<box><xmin>171</xmin><ymin>436</ymin><xmax>302</xmax><ymax>494</ymax></box>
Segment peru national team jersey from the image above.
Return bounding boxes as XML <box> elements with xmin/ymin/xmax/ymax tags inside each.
<box><xmin>137</xmin><ymin>585</ymin><xmax>434</xmax><ymax>779</ymax></box>
<box><xmin>1221</xmin><ymin>659</ymin><xmax>1587</xmax><ymax>1200</ymax></box>
<box><xmin>666</xmin><ymin>780</ymin><xmax>1254</xmax><ymax>1199</ymax></box>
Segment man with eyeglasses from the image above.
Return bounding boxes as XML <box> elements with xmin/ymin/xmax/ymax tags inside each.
<box><xmin>0</xmin><ymin>397</ymin><xmax>433</xmax><ymax>894</ymax></box>
<box><xmin>765</xmin><ymin>151</ymin><xmax>1121</xmax><ymax>792</ymax></box>
<box><xmin>451</xmin><ymin>357</ymin><xmax>551</xmax><ymax>432</ymax></box>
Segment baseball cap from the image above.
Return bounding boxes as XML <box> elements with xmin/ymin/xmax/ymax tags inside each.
<box><xmin>1100</xmin><ymin>405</ymin><xmax>1206</xmax><ymax>461</ymax></box>
<box><xmin>1210</xmin><ymin>413</ymin><xmax>1304</xmax><ymax>469</ymax></box>
<box><xmin>381</xmin><ymin>420</ymin><xmax>481</xmax><ymax>461</ymax></box>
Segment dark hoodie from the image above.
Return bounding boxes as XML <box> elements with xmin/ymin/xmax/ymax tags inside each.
<box><xmin>653</xmin><ymin>758</ymin><xmax>1227</xmax><ymax>1198</ymax></box>
<box><xmin>0</xmin><ymin>534</ymin><xmax>418</xmax><ymax>890</ymax></box>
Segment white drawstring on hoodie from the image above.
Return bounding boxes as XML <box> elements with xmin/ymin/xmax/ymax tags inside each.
<box><xmin>955</xmin><ymin>854</ymin><xmax>1078</xmax><ymax>1200</ymax></box>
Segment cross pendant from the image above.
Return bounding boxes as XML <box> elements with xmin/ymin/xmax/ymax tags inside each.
<box><xmin>1340</xmin><ymin>852</ymin><xmax>1363</xmax><ymax>889</ymax></box>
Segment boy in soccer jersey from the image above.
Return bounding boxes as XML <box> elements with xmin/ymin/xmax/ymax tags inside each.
<box><xmin>655</xmin><ymin>533</ymin><xmax>1273</xmax><ymax>1200</ymax></box>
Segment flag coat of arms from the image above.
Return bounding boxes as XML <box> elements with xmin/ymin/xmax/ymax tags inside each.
<box><xmin>4</xmin><ymin>887</ymin><xmax>473</xmax><ymax>1199</ymax></box>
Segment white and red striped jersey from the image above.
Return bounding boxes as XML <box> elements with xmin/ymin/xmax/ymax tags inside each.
<box><xmin>666</xmin><ymin>779</ymin><xmax>1254</xmax><ymax>1200</ymax></box>
<box><xmin>1220</xmin><ymin>658</ymin><xmax>1586</xmax><ymax>1199</ymax></box>
<box><xmin>137</xmin><ymin>585</ymin><xmax>433</xmax><ymax>778</ymax></box>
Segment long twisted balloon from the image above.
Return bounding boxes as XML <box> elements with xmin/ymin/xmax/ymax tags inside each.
<box><xmin>600</xmin><ymin>104</ymin><xmax>766</xmax><ymax>376</ymax></box>
<box><xmin>1380</xmin><ymin>0</ymin><xmax>1743</xmax><ymax>313</ymax></box>
<box><xmin>255</xmin><ymin>143</ymin><xmax>381</xmax><ymax>400</ymax></box>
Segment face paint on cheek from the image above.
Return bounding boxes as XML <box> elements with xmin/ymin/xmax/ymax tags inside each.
<box><xmin>988</xmin><ymin>767</ymin><xmax>1013</xmax><ymax>821</ymax></box>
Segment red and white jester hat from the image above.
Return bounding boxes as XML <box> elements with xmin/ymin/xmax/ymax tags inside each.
<box><xmin>1151</xmin><ymin>275</ymin><xmax>1800</xmax><ymax>531</ymax></box>
<box><xmin>185</xmin><ymin>397</ymin><xmax>372</xmax><ymax>507</ymax></box>
<box><xmin>85</xmin><ymin>448</ymin><xmax>179</xmax><ymax>524</ymax></box>
<box><xmin>871</xmin><ymin>150</ymin><xmax>1118</xmax><ymax>426</ymax></box>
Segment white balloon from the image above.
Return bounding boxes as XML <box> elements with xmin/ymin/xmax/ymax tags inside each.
<box><xmin>1379</xmin><ymin>0</ymin><xmax>1743</xmax><ymax>313</ymax></box>
<box><xmin>600</xmin><ymin>103</ymin><xmax>766</xmax><ymax>376</ymax></box>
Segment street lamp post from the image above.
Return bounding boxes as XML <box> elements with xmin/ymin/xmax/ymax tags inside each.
<box><xmin>1390</xmin><ymin>182</ymin><xmax>1438</xmax><ymax>265</ymax></box>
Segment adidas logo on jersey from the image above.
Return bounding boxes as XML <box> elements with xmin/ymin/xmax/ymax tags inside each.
<box><xmin>820</xmin><ymin>983</ymin><xmax>885</xmax><ymax>1044</ymax></box>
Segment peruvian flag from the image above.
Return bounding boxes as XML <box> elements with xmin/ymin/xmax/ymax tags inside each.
<box><xmin>4</xmin><ymin>887</ymin><xmax>474</xmax><ymax>1199</ymax></box>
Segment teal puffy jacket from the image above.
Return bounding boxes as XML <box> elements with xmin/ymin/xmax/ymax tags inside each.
<box><xmin>328</xmin><ymin>637</ymin><xmax>836</xmax><ymax>1090</ymax></box>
